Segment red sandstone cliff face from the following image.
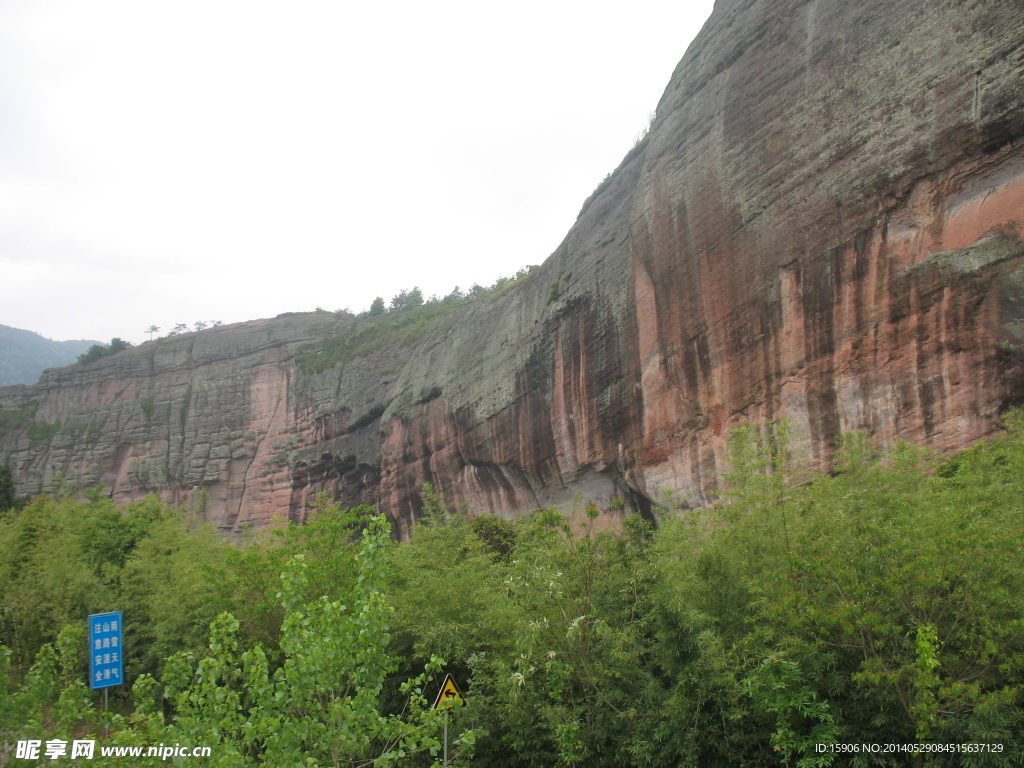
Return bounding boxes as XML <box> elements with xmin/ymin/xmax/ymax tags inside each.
<box><xmin>628</xmin><ymin>0</ymin><xmax>1024</xmax><ymax>506</ymax></box>
<box><xmin>0</xmin><ymin>315</ymin><xmax>364</xmax><ymax>532</ymax></box>
<box><xmin>1</xmin><ymin>0</ymin><xmax>1023</xmax><ymax>533</ymax></box>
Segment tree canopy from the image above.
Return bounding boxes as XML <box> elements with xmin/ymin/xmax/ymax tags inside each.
<box><xmin>3</xmin><ymin>415</ymin><xmax>1024</xmax><ymax>766</ymax></box>
<box><xmin>76</xmin><ymin>338</ymin><xmax>133</xmax><ymax>365</ymax></box>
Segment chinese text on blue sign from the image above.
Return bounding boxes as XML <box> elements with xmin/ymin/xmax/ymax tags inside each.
<box><xmin>88</xmin><ymin>612</ymin><xmax>123</xmax><ymax>689</ymax></box>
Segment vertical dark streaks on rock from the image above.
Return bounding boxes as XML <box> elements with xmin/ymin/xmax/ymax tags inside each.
<box><xmin>2</xmin><ymin>0</ymin><xmax>1024</xmax><ymax>533</ymax></box>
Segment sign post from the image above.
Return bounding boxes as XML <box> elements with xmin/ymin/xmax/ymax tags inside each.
<box><xmin>88</xmin><ymin>612</ymin><xmax>123</xmax><ymax>737</ymax></box>
<box><xmin>432</xmin><ymin>673</ymin><xmax>462</xmax><ymax>768</ymax></box>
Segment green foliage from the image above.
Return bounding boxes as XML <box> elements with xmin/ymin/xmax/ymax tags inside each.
<box><xmin>3</xmin><ymin>416</ymin><xmax>1024</xmax><ymax>767</ymax></box>
<box><xmin>0</xmin><ymin>324</ymin><xmax>99</xmax><ymax>386</ymax></box>
<box><xmin>0</xmin><ymin>463</ymin><xmax>18</xmax><ymax>513</ymax></box>
<box><xmin>487</xmin><ymin>266</ymin><xmax>539</xmax><ymax>299</ymax></box>
<box><xmin>67</xmin><ymin>422</ymin><xmax>104</xmax><ymax>445</ymax></box>
<box><xmin>469</xmin><ymin>514</ymin><xmax>517</xmax><ymax>560</ymax></box>
<box><xmin>0</xmin><ymin>495</ymin><xmax>113</xmax><ymax>669</ymax></box>
<box><xmin>77</xmin><ymin>337</ymin><xmax>133</xmax><ymax>365</ymax></box>
<box><xmin>0</xmin><ymin>494</ymin><xmax>210</xmax><ymax>684</ymax></box>
<box><xmin>298</xmin><ymin>300</ymin><xmax>464</xmax><ymax>374</ymax></box>
<box><xmin>649</xmin><ymin>418</ymin><xmax>1024</xmax><ymax>765</ymax></box>
<box><xmin>0</xmin><ymin>638</ymin><xmax>58</xmax><ymax>743</ymax></box>
<box><xmin>204</xmin><ymin>494</ymin><xmax>374</xmax><ymax>660</ymax></box>
<box><xmin>576</xmin><ymin>132</ymin><xmax>649</xmax><ymax>221</ymax></box>
<box><xmin>547</xmin><ymin>269</ymin><xmax>565</xmax><ymax>305</ymax></box>
<box><xmin>0</xmin><ymin>402</ymin><xmax>38</xmax><ymax>441</ymax></box>
<box><xmin>390</xmin><ymin>287</ymin><xmax>423</xmax><ymax>312</ymax></box>
<box><xmin>119</xmin><ymin>515</ymin><xmax>231</xmax><ymax>678</ymax></box>
<box><xmin>78</xmin><ymin>345</ymin><xmax>105</xmax><ymax>364</ymax></box>
<box><xmin>578</xmin><ymin>174</ymin><xmax>613</xmax><ymax>220</ymax></box>
<box><xmin>448</xmin><ymin>506</ymin><xmax>659</xmax><ymax>768</ymax></box>
<box><xmin>164</xmin><ymin>514</ymin><xmax>470</xmax><ymax>766</ymax></box>
<box><xmin>26</xmin><ymin>418</ymin><xmax>60</xmax><ymax>443</ymax></box>
<box><xmin>389</xmin><ymin>497</ymin><xmax>519</xmax><ymax>668</ymax></box>
<box><xmin>299</xmin><ymin>267</ymin><xmax>539</xmax><ymax>374</ymax></box>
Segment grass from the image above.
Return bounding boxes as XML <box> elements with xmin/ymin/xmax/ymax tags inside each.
<box><xmin>547</xmin><ymin>269</ymin><xmax>565</xmax><ymax>306</ymax></box>
<box><xmin>0</xmin><ymin>403</ymin><xmax>39</xmax><ymax>441</ymax></box>
<box><xmin>27</xmin><ymin>420</ymin><xmax>60</xmax><ymax>443</ymax></box>
<box><xmin>296</xmin><ymin>300</ymin><xmax>463</xmax><ymax>374</ymax></box>
<box><xmin>67</xmin><ymin>424</ymin><xmax>104</xmax><ymax>444</ymax></box>
<box><xmin>296</xmin><ymin>267</ymin><xmax>540</xmax><ymax>375</ymax></box>
<box><xmin>576</xmin><ymin>132</ymin><xmax>650</xmax><ymax>220</ymax></box>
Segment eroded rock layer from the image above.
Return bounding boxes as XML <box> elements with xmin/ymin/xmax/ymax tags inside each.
<box><xmin>2</xmin><ymin>0</ymin><xmax>1023</xmax><ymax>533</ymax></box>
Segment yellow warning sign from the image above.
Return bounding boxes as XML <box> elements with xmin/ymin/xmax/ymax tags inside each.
<box><xmin>432</xmin><ymin>673</ymin><xmax>462</xmax><ymax>710</ymax></box>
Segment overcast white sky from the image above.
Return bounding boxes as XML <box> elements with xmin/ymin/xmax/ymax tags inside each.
<box><xmin>0</xmin><ymin>0</ymin><xmax>715</xmax><ymax>344</ymax></box>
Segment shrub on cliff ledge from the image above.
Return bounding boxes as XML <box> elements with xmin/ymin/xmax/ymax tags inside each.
<box><xmin>298</xmin><ymin>267</ymin><xmax>539</xmax><ymax>374</ymax></box>
<box><xmin>0</xmin><ymin>463</ymin><xmax>16</xmax><ymax>512</ymax></box>
<box><xmin>76</xmin><ymin>337</ymin><xmax>133</xmax><ymax>365</ymax></box>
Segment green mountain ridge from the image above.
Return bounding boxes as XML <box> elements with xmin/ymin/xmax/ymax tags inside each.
<box><xmin>0</xmin><ymin>324</ymin><xmax>102</xmax><ymax>387</ymax></box>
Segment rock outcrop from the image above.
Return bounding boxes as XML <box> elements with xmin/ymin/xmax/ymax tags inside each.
<box><xmin>2</xmin><ymin>0</ymin><xmax>1023</xmax><ymax>534</ymax></box>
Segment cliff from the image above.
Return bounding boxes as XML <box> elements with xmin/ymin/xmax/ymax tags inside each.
<box><xmin>2</xmin><ymin>0</ymin><xmax>1024</xmax><ymax>534</ymax></box>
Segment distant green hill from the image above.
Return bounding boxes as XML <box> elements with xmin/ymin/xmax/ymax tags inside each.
<box><xmin>0</xmin><ymin>325</ymin><xmax>101</xmax><ymax>386</ymax></box>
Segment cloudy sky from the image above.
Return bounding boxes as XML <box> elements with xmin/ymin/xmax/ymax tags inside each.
<box><xmin>0</xmin><ymin>0</ymin><xmax>715</xmax><ymax>344</ymax></box>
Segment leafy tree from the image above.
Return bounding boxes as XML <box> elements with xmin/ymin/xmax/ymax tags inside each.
<box><xmin>0</xmin><ymin>493</ymin><xmax>169</xmax><ymax>679</ymax></box>
<box><xmin>207</xmin><ymin>494</ymin><xmax>372</xmax><ymax>659</ymax></box>
<box><xmin>108</xmin><ymin>337</ymin><xmax>132</xmax><ymax>354</ymax></box>
<box><xmin>456</xmin><ymin>505</ymin><xmax>661</xmax><ymax>768</ymax></box>
<box><xmin>443</xmin><ymin>287</ymin><xmax>464</xmax><ymax>304</ymax></box>
<box><xmin>3</xmin><ymin>417</ymin><xmax>1024</xmax><ymax>766</ymax></box>
<box><xmin>387</xmin><ymin>486</ymin><xmax>519</xmax><ymax>693</ymax></box>
<box><xmin>146</xmin><ymin>325</ymin><xmax>159</xmax><ymax>341</ymax></box>
<box><xmin>76</xmin><ymin>338</ymin><xmax>133</xmax><ymax>364</ymax></box>
<box><xmin>390</xmin><ymin>290</ymin><xmax>409</xmax><ymax>311</ymax></box>
<box><xmin>164</xmin><ymin>514</ymin><xmax>472</xmax><ymax>766</ymax></box>
<box><xmin>76</xmin><ymin>344</ymin><xmax>106</xmax><ymax>364</ymax></box>
<box><xmin>647</xmin><ymin>420</ymin><xmax>1024</xmax><ymax>766</ymax></box>
<box><xmin>0</xmin><ymin>495</ymin><xmax>111</xmax><ymax>668</ymax></box>
<box><xmin>388</xmin><ymin>287</ymin><xmax>425</xmax><ymax>312</ymax></box>
<box><xmin>118</xmin><ymin>515</ymin><xmax>230</xmax><ymax>678</ymax></box>
<box><xmin>0</xmin><ymin>631</ymin><xmax>62</xmax><ymax>744</ymax></box>
<box><xmin>369</xmin><ymin>296</ymin><xmax>386</xmax><ymax>316</ymax></box>
<box><xmin>0</xmin><ymin>463</ymin><xmax>16</xmax><ymax>513</ymax></box>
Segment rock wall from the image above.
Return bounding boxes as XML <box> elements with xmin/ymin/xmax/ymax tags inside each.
<box><xmin>630</xmin><ymin>0</ymin><xmax>1024</xmax><ymax>505</ymax></box>
<box><xmin>2</xmin><ymin>0</ymin><xmax>1023</xmax><ymax>534</ymax></box>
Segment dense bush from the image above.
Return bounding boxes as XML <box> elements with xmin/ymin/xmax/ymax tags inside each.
<box><xmin>3</xmin><ymin>416</ymin><xmax>1024</xmax><ymax>765</ymax></box>
<box><xmin>76</xmin><ymin>338</ymin><xmax>133</xmax><ymax>365</ymax></box>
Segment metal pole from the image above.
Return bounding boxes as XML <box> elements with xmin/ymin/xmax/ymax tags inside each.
<box><xmin>103</xmin><ymin>688</ymin><xmax>109</xmax><ymax>738</ymax></box>
<box><xmin>443</xmin><ymin>716</ymin><xmax>448</xmax><ymax>767</ymax></box>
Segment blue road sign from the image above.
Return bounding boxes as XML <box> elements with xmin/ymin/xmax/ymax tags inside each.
<box><xmin>88</xmin><ymin>612</ymin><xmax>123</xmax><ymax>689</ymax></box>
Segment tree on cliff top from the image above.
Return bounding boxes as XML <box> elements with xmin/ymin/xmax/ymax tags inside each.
<box><xmin>76</xmin><ymin>337</ymin><xmax>133</xmax><ymax>364</ymax></box>
<box><xmin>389</xmin><ymin>287</ymin><xmax>424</xmax><ymax>312</ymax></box>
